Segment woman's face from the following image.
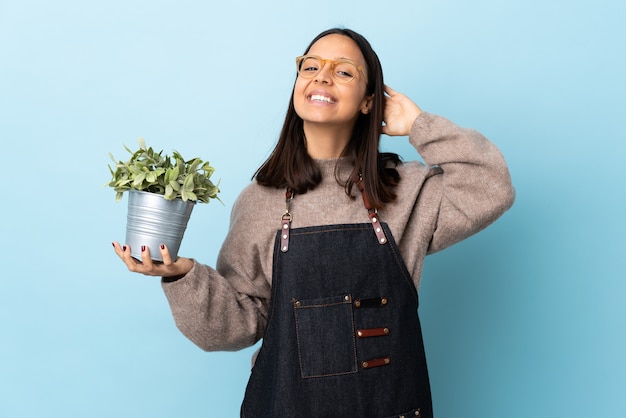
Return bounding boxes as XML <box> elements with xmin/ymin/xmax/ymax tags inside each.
<box><xmin>293</xmin><ymin>34</ymin><xmax>371</xmax><ymax>130</ymax></box>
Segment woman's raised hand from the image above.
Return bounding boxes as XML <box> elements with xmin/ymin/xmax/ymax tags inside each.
<box><xmin>381</xmin><ymin>85</ymin><xmax>422</xmax><ymax>137</ymax></box>
<box><xmin>112</xmin><ymin>242</ymin><xmax>194</xmax><ymax>278</ymax></box>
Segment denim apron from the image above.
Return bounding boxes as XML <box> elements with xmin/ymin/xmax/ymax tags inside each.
<box><xmin>241</xmin><ymin>189</ymin><xmax>433</xmax><ymax>418</ymax></box>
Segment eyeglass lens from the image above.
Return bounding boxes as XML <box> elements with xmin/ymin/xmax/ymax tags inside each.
<box><xmin>298</xmin><ymin>56</ymin><xmax>358</xmax><ymax>83</ymax></box>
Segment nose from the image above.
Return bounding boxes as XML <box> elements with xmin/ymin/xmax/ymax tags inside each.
<box><xmin>314</xmin><ymin>61</ymin><xmax>333</xmax><ymax>84</ymax></box>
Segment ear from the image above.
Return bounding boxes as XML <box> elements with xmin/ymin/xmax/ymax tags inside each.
<box><xmin>360</xmin><ymin>94</ymin><xmax>374</xmax><ymax>114</ymax></box>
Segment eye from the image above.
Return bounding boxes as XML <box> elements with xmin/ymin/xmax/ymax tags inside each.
<box><xmin>336</xmin><ymin>69</ymin><xmax>354</xmax><ymax>78</ymax></box>
<box><xmin>300</xmin><ymin>57</ymin><xmax>321</xmax><ymax>74</ymax></box>
<box><xmin>303</xmin><ymin>64</ymin><xmax>319</xmax><ymax>72</ymax></box>
<box><xmin>334</xmin><ymin>62</ymin><xmax>357</xmax><ymax>80</ymax></box>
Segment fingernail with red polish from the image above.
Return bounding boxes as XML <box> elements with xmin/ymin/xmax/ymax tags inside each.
<box><xmin>111</xmin><ymin>242</ymin><xmax>115</xmax><ymax>248</ymax></box>
<box><xmin>141</xmin><ymin>245</ymin><xmax>146</xmax><ymax>252</ymax></box>
<box><xmin>160</xmin><ymin>244</ymin><xmax>165</xmax><ymax>250</ymax></box>
<box><xmin>122</xmin><ymin>245</ymin><xmax>127</xmax><ymax>251</ymax></box>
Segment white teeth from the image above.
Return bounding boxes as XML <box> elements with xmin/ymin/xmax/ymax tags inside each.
<box><xmin>310</xmin><ymin>94</ymin><xmax>334</xmax><ymax>104</ymax></box>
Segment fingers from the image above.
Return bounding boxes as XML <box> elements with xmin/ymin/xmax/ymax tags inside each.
<box><xmin>159</xmin><ymin>244</ymin><xmax>173</xmax><ymax>265</ymax></box>
<box><xmin>384</xmin><ymin>84</ymin><xmax>397</xmax><ymax>96</ymax></box>
<box><xmin>112</xmin><ymin>241</ymin><xmax>138</xmax><ymax>266</ymax></box>
<box><xmin>112</xmin><ymin>241</ymin><xmax>156</xmax><ymax>275</ymax></box>
<box><xmin>139</xmin><ymin>245</ymin><xmax>155</xmax><ymax>270</ymax></box>
<box><xmin>112</xmin><ymin>241</ymin><xmax>193</xmax><ymax>279</ymax></box>
<box><xmin>112</xmin><ymin>241</ymin><xmax>124</xmax><ymax>257</ymax></box>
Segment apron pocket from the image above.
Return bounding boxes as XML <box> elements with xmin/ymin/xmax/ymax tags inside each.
<box><xmin>293</xmin><ymin>294</ymin><xmax>358</xmax><ymax>378</ymax></box>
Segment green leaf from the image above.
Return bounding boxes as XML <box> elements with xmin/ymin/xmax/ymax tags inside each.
<box><xmin>187</xmin><ymin>158</ymin><xmax>201</xmax><ymax>173</ymax></box>
<box><xmin>183</xmin><ymin>174</ymin><xmax>194</xmax><ymax>191</ymax></box>
<box><xmin>201</xmin><ymin>162</ymin><xmax>215</xmax><ymax>176</ymax></box>
<box><xmin>169</xmin><ymin>180</ymin><xmax>180</xmax><ymax>191</ymax></box>
<box><xmin>133</xmin><ymin>172</ymin><xmax>146</xmax><ymax>187</ymax></box>
<box><xmin>164</xmin><ymin>184</ymin><xmax>175</xmax><ymax>200</ymax></box>
<box><xmin>107</xmin><ymin>138</ymin><xmax>222</xmax><ymax>203</ymax></box>
<box><xmin>181</xmin><ymin>189</ymin><xmax>197</xmax><ymax>202</ymax></box>
<box><xmin>170</xmin><ymin>165</ymin><xmax>180</xmax><ymax>181</ymax></box>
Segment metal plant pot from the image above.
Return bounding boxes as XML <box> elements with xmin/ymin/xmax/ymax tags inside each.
<box><xmin>125</xmin><ymin>189</ymin><xmax>195</xmax><ymax>262</ymax></box>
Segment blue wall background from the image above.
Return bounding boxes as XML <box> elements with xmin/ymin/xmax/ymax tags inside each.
<box><xmin>1</xmin><ymin>0</ymin><xmax>624</xmax><ymax>417</ymax></box>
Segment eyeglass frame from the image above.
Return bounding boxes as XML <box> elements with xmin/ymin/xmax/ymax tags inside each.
<box><xmin>295</xmin><ymin>54</ymin><xmax>367</xmax><ymax>84</ymax></box>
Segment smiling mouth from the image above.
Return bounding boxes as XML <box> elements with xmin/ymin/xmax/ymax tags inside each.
<box><xmin>309</xmin><ymin>94</ymin><xmax>335</xmax><ymax>104</ymax></box>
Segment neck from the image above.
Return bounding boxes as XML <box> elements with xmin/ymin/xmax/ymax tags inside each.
<box><xmin>303</xmin><ymin>122</ymin><xmax>354</xmax><ymax>159</ymax></box>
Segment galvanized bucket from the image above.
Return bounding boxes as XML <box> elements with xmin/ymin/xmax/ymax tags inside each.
<box><xmin>125</xmin><ymin>190</ymin><xmax>195</xmax><ymax>262</ymax></box>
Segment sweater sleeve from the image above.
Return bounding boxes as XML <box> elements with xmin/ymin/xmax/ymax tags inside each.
<box><xmin>410</xmin><ymin>112</ymin><xmax>515</xmax><ymax>253</ymax></box>
<box><xmin>160</xmin><ymin>186</ymin><xmax>273</xmax><ymax>352</ymax></box>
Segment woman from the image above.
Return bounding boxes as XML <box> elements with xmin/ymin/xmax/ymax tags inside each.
<box><xmin>113</xmin><ymin>28</ymin><xmax>514</xmax><ymax>417</ymax></box>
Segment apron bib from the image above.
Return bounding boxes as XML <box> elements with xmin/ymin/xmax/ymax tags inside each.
<box><xmin>241</xmin><ymin>189</ymin><xmax>433</xmax><ymax>417</ymax></box>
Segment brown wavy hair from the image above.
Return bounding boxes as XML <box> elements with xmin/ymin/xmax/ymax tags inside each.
<box><xmin>253</xmin><ymin>28</ymin><xmax>401</xmax><ymax>209</ymax></box>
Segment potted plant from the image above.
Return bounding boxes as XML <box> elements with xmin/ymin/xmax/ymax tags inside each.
<box><xmin>106</xmin><ymin>137</ymin><xmax>221</xmax><ymax>262</ymax></box>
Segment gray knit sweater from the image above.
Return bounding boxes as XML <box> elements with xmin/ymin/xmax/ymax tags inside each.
<box><xmin>161</xmin><ymin>112</ymin><xmax>515</xmax><ymax>353</ymax></box>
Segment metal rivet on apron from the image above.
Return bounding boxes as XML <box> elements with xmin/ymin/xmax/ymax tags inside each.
<box><xmin>361</xmin><ymin>357</ymin><xmax>390</xmax><ymax>369</ymax></box>
<box><xmin>344</xmin><ymin>295</ymin><xmax>351</xmax><ymax>302</ymax></box>
<box><xmin>354</xmin><ymin>297</ymin><xmax>389</xmax><ymax>308</ymax></box>
<box><xmin>380</xmin><ymin>237</ymin><xmax>387</xmax><ymax>243</ymax></box>
<box><xmin>294</xmin><ymin>300</ymin><xmax>301</xmax><ymax>307</ymax></box>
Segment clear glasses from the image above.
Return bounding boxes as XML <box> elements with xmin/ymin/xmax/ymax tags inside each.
<box><xmin>295</xmin><ymin>55</ymin><xmax>365</xmax><ymax>84</ymax></box>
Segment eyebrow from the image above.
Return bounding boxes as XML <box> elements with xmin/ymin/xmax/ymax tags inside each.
<box><xmin>307</xmin><ymin>53</ymin><xmax>357</xmax><ymax>61</ymax></box>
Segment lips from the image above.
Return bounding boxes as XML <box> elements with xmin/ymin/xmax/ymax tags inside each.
<box><xmin>307</xmin><ymin>90</ymin><xmax>336</xmax><ymax>104</ymax></box>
